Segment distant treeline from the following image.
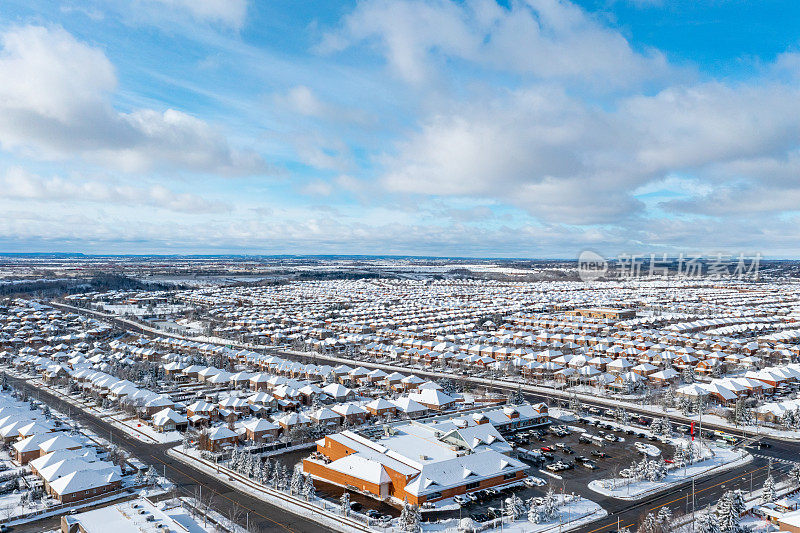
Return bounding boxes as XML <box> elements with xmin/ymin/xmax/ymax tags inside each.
<box><xmin>0</xmin><ymin>273</ymin><xmax>182</xmax><ymax>297</ymax></box>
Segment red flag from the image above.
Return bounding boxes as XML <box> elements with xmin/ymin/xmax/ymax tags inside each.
<box><xmin>690</xmin><ymin>421</ymin><xmax>695</xmax><ymax>441</ymax></box>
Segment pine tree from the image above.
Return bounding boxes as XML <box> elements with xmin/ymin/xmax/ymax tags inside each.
<box><xmin>730</xmin><ymin>490</ymin><xmax>745</xmax><ymax>516</ymax></box>
<box><xmin>504</xmin><ymin>495</ymin><xmax>523</xmax><ymax>520</ymax></box>
<box><xmin>673</xmin><ymin>443</ymin><xmax>686</xmax><ymax>468</ymax></box>
<box><xmin>696</xmin><ymin>507</ymin><xmax>721</xmax><ymax>533</ymax></box>
<box><xmin>791</xmin><ymin>464</ymin><xmax>800</xmax><ymax>487</ymax></box>
<box><xmin>528</xmin><ymin>503</ymin><xmax>542</xmax><ymax>524</ymax></box>
<box><xmin>146</xmin><ymin>467</ymin><xmax>158</xmax><ymax>486</ymax></box>
<box><xmin>637</xmin><ymin>513</ymin><xmax>659</xmax><ymax>533</ymax></box>
<box><xmin>302</xmin><ymin>474</ymin><xmax>315</xmax><ymax>500</ymax></box>
<box><xmin>662</xmin><ymin>387</ymin><xmax>674</xmax><ymax>409</ymax></box>
<box><xmin>290</xmin><ymin>465</ymin><xmax>303</xmax><ymax>495</ymax></box>
<box><xmin>717</xmin><ymin>490</ymin><xmax>745</xmax><ymax>533</ymax></box>
<box><xmin>229</xmin><ymin>447</ymin><xmax>240</xmax><ymax>471</ymax></box>
<box><xmin>762</xmin><ymin>474</ymin><xmax>776</xmax><ymax>503</ymax></box>
<box><xmin>399</xmin><ymin>500</ymin><xmax>422</xmax><ymax>533</ymax></box>
<box><xmin>340</xmin><ymin>492</ymin><xmax>351</xmax><ymax>516</ymax></box>
<box><xmin>261</xmin><ymin>459</ymin><xmax>273</xmax><ymax>485</ymax></box>
<box><xmin>271</xmin><ymin>460</ymin><xmax>283</xmax><ymax>488</ymax></box>
<box><xmin>656</xmin><ymin>506</ymin><xmax>672</xmax><ymax>525</ymax></box>
<box><xmin>542</xmin><ymin>488</ymin><xmax>558</xmax><ymax>520</ymax></box>
<box><xmin>279</xmin><ymin>463</ymin><xmax>288</xmax><ymax>490</ymax></box>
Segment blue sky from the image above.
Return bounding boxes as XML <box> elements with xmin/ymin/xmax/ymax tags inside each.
<box><xmin>1</xmin><ymin>0</ymin><xmax>800</xmax><ymax>258</ymax></box>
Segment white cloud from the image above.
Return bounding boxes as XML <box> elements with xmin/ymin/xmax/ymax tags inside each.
<box><xmin>274</xmin><ymin>85</ymin><xmax>374</xmax><ymax>125</ymax></box>
<box><xmin>0</xmin><ymin>167</ymin><xmax>228</xmax><ymax>213</ymax></box>
<box><xmin>145</xmin><ymin>0</ymin><xmax>248</xmax><ymax>29</ymax></box>
<box><xmin>319</xmin><ymin>0</ymin><xmax>671</xmax><ymax>87</ymax></box>
<box><xmin>0</xmin><ymin>25</ymin><xmax>265</xmax><ymax>175</ymax></box>
<box><xmin>378</xmin><ymin>77</ymin><xmax>800</xmax><ymax>225</ymax></box>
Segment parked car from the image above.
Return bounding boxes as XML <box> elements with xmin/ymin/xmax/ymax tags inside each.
<box><xmin>454</xmin><ymin>495</ymin><xmax>470</xmax><ymax>506</ymax></box>
<box><xmin>523</xmin><ymin>476</ymin><xmax>547</xmax><ymax>487</ymax></box>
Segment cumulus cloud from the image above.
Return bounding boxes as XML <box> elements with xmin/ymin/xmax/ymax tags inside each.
<box><xmin>0</xmin><ymin>25</ymin><xmax>265</xmax><ymax>175</ymax></box>
<box><xmin>378</xmin><ymin>77</ymin><xmax>800</xmax><ymax>225</ymax></box>
<box><xmin>0</xmin><ymin>167</ymin><xmax>228</xmax><ymax>214</ymax></box>
<box><xmin>274</xmin><ymin>86</ymin><xmax>374</xmax><ymax>125</ymax></box>
<box><xmin>145</xmin><ymin>0</ymin><xmax>248</xmax><ymax>29</ymax></box>
<box><xmin>319</xmin><ymin>0</ymin><xmax>671</xmax><ymax>87</ymax></box>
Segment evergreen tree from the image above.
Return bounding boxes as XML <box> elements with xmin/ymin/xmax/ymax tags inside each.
<box><xmin>762</xmin><ymin>474</ymin><xmax>776</xmax><ymax>503</ymax></box>
<box><xmin>673</xmin><ymin>443</ymin><xmax>686</xmax><ymax>468</ymax></box>
<box><xmin>504</xmin><ymin>495</ymin><xmax>524</xmax><ymax>520</ymax></box>
<box><xmin>696</xmin><ymin>507</ymin><xmax>721</xmax><ymax>533</ymax></box>
<box><xmin>791</xmin><ymin>464</ymin><xmax>800</xmax><ymax>487</ymax></box>
<box><xmin>527</xmin><ymin>503</ymin><xmax>542</xmax><ymax>524</ymax></box>
<box><xmin>399</xmin><ymin>500</ymin><xmax>422</xmax><ymax>533</ymax></box>
<box><xmin>271</xmin><ymin>460</ymin><xmax>283</xmax><ymax>488</ymax></box>
<box><xmin>302</xmin><ymin>474</ymin><xmax>315</xmax><ymax>500</ymax></box>
<box><xmin>656</xmin><ymin>506</ymin><xmax>672</xmax><ymax>525</ymax></box>
<box><xmin>340</xmin><ymin>492</ymin><xmax>351</xmax><ymax>516</ymax></box>
<box><xmin>662</xmin><ymin>387</ymin><xmax>675</xmax><ymax>409</ymax></box>
<box><xmin>730</xmin><ymin>490</ymin><xmax>746</xmax><ymax>516</ymax></box>
<box><xmin>542</xmin><ymin>488</ymin><xmax>558</xmax><ymax>520</ymax></box>
<box><xmin>718</xmin><ymin>490</ymin><xmax>746</xmax><ymax>533</ymax></box>
<box><xmin>290</xmin><ymin>465</ymin><xmax>303</xmax><ymax>495</ymax></box>
<box><xmin>146</xmin><ymin>467</ymin><xmax>158</xmax><ymax>486</ymax></box>
<box><xmin>637</xmin><ymin>513</ymin><xmax>659</xmax><ymax>533</ymax></box>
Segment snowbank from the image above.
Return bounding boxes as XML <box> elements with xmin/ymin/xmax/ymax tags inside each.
<box><xmin>589</xmin><ymin>440</ymin><xmax>751</xmax><ymax>500</ymax></box>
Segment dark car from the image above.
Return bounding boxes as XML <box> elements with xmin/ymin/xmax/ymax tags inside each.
<box><xmin>349</xmin><ymin>502</ymin><xmax>363</xmax><ymax>512</ymax></box>
<box><xmin>591</xmin><ymin>450</ymin><xmax>608</xmax><ymax>458</ymax></box>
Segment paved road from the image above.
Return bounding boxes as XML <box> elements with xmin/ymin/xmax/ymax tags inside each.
<box><xmin>50</xmin><ymin>301</ymin><xmax>789</xmax><ymax>442</ymax></box>
<box><xmin>50</xmin><ymin>302</ymin><xmax>800</xmax><ymax>532</ymax></box>
<box><xmin>574</xmin><ymin>436</ymin><xmax>800</xmax><ymax>532</ymax></box>
<box><xmin>8</xmin><ymin>374</ymin><xmax>331</xmax><ymax>533</ymax></box>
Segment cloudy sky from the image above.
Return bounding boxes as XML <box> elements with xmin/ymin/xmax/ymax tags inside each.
<box><xmin>1</xmin><ymin>0</ymin><xmax>799</xmax><ymax>258</ymax></box>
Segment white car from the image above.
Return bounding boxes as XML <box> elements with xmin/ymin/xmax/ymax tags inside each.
<box><xmin>523</xmin><ymin>476</ymin><xmax>546</xmax><ymax>487</ymax></box>
<box><xmin>454</xmin><ymin>495</ymin><xmax>470</xmax><ymax>506</ymax></box>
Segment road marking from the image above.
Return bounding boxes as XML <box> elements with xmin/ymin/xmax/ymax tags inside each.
<box><xmin>647</xmin><ymin>462</ymin><xmax>771</xmax><ymax>513</ymax></box>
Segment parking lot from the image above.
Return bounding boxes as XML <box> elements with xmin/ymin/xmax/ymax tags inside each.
<box><xmin>277</xmin><ymin>408</ymin><xmax>732</xmax><ymax>527</ymax></box>
<box><xmin>448</xmin><ymin>413</ymin><xmax>680</xmax><ymax>524</ymax></box>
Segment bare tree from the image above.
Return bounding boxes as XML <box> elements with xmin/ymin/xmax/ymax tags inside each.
<box><xmin>227</xmin><ymin>502</ymin><xmax>245</xmax><ymax>530</ymax></box>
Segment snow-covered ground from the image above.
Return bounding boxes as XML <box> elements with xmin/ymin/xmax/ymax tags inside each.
<box><xmin>589</xmin><ymin>439</ymin><xmax>752</xmax><ymax>500</ymax></box>
<box><xmin>167</xmin><ymin>446</ymin><xmax>374</xmax><ymax>533</ymax></box>
<box><xmin>26</xmin><ymin>378</ymin><xmax>182</xmax><ymax>444</ymax></box>
<box><xmin>424</xmin><ymin>494</ymin><xmax>606</xmax><ymax>533</ymax></box>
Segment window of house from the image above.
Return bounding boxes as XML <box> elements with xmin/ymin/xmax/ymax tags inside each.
<box><xmin>504</xmin><ymin>472</ymin><xmax>516</xmax><ymax>480</ymax></box>
<box><xmin>427</xmin><ymin>491</ymin><xmax>442</xmax><ymax>500</ymax></box>
<box><xmin>466</xmin><ymin>481</ymin><xmax>480</xmax><ymax>490</ymax></box>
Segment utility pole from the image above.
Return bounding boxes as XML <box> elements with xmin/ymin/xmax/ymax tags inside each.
<box><xmin>692</xmin><ymin>476</ymin><xmax>694</xmax><ymax>533</ymax></box>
